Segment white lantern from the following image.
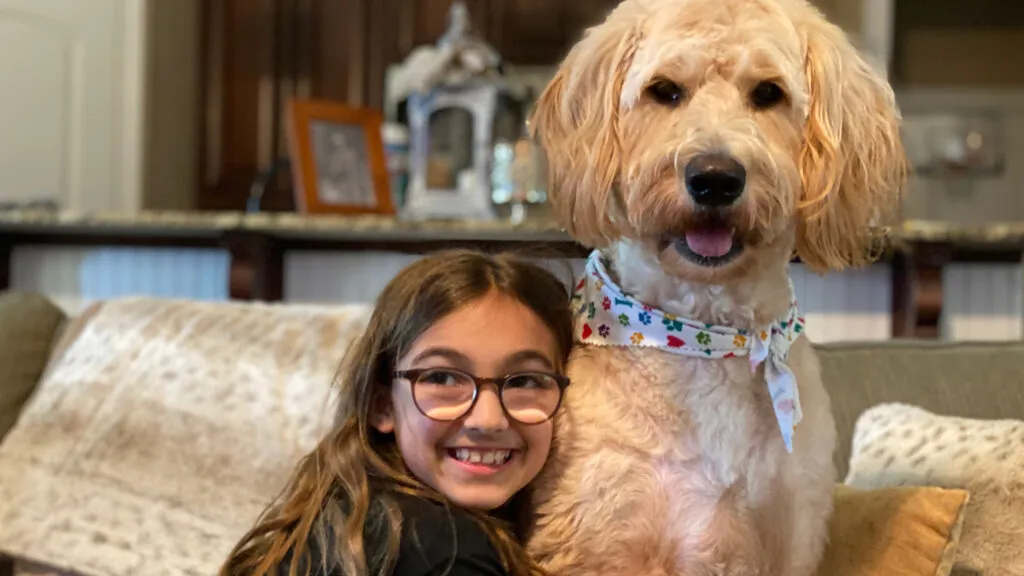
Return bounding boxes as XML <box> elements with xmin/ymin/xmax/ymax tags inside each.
<box><xmin>389</xmin><ymin>1</ymin><xmax>505</xmax><ymax>221</ymax></box>
<box><xmin>402</xmin><ymin>82</ymin><xmax>500</xmax><ymax>221</ymax></box>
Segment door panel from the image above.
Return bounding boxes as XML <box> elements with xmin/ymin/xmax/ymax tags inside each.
<box><xmin>0</xmin><ymin>0</ymin><xmax>137</xmax><ymax>211</ymax></box>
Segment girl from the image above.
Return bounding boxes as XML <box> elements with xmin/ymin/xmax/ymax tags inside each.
<box><xmin>221</xmin><ymin>249</ymin><xmax>575</xmax><ymax>576</ymax></box>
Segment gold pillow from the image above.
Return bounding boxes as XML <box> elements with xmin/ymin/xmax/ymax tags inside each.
<box><xmin>819</xmin><ymin>485</ymin><xmax>969</xmax><ymax>576</ymax></box>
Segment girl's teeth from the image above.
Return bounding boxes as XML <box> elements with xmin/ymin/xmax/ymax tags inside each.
<box><xmin>452</xmin><ymin>449</ymin><xmax>511</xmax><ymax>465</ymax></box>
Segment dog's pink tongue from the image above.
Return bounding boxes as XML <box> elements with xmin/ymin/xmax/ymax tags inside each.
<box><xmin>685</xmin><ymin>228</ymin><xmax>733</xmax><ymax>257</ymax></box>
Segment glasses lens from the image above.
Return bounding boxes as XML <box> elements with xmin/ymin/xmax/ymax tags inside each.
<box><xmin>501</xmin><ymin>373</ymin><xmax>562</xmax><ymax>424</ymax></box>
<box><xmin>412</xmin><ymin>369</ymin><xmax>476</xmax><ymax>420</ymax></box>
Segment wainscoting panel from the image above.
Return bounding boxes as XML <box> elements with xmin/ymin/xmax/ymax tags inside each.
<box><xmin>9</xmin><ymin>245</ymin><xmax>230</xmax><ymax>313</ymax></box>
<box><xmin>284</xmin><ymin>252</ymin><xmax>585</xmax><ymax>305</ymax></box>
<box><xmin>942</xmin><ymin>263</ymin><xmax>1024</xmax><ymax>341</ymax></box>
<box><xmin>11</xmin><ymin>247</ymin><xmax>1023</xmax><ymax>343</ymax></box>
<box><xmin>284</xmin><ymin>252</ymin><xmax>892</xmax><ymax>343</ymax></box>
<box><xmin>789</xmin><ymin>264</ymin><xmax>893</xmax><ymax>343</ymax></box>
<box><xmin>284</xmin><ymin>251</ymin><xmax>422</xmax><ymax>305</ymax></box>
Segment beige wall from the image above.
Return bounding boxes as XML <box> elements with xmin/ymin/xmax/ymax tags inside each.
<box><xmin>813</xmin><ymin>0</ymin><xmax>864</xmax><ymax>37</ymax></box>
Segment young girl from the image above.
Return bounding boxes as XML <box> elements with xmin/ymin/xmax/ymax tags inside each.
<box><xmin>221</xmin><ymin>249</ymin><xmax>575</xmax><ymax>576</ymax></box>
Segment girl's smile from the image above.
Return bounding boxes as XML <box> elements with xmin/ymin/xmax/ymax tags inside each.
<box><xmin>373</xmin><ymin>291</ymin><xmax>561</xmax><ymax>511</ymax></box>
<box><xmin>446</xmin><ymin>447</ymin><xmax>517</xmax><ymax>476</ymax></box>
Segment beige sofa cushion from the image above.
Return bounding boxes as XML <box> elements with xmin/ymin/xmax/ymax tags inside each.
<box><xmin>0</xmin><ymin>292</ymin><xmax>66</xmax><ymax>442</ymax></box>
<box><xmin>0</xmin><ymin>297</ymin><xmax>373</xmax><ymax>576</ymax></box>
<box><xmin>814</xmin><ymin>340</ymin><xmax>1024</xmax><ymax>479</ymax></box>
<box><xmin>846</xmin><ymin>403</ymin><xmax>1024</xmax><ymax>575</ymax></box>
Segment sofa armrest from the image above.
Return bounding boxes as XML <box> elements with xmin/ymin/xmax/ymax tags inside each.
<box><xmin>0</xmin><ymin>292</ymin><xmax>66</xmax><ymax>443</ymax></box>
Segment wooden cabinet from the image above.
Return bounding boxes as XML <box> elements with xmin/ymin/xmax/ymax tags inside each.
<box><xmin>197</xmin><ymin>0</ymin><xmax>619</xmax><ymax>212</ymax></box>
<box><xmin>892</xmin><ymin>0</ymin><xmax>1024</xmax><ymax>86</ymax></box>
<box><xmin>490</xmin><ymin>0</ymin><xmax>620</xmax><ymax>64</ymax></box>
<box><xmin>812</xmin><ymin>0</ymin><xmax>1024</xmax><ymax>85</ymax></box>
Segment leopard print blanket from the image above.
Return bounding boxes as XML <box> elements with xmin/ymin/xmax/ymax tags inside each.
<box><xmin>0</xmin><ymin>298</ymin><xmax>372</xmax><ymax>576</ymax></box>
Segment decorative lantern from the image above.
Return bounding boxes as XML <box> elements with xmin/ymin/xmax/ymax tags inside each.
<box><xmin>390</xmin><ymin>1</ymin><xmax>506</xmax><ymax>221</ymax></box>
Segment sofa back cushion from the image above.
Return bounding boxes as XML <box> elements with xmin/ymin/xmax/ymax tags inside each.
<box><xmin>814</xmin><ymin>339</ymin><xmax>1024</xmax><ymax>479</ymax></box>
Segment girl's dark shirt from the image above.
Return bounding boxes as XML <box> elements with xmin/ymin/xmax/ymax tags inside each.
<box><xmin>276</xmin><ymin>493</ymin><xmax>509</xmax><ymax>575</ymax></box>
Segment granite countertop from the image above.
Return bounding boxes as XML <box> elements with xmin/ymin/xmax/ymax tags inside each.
<box><xmin>897</xmin><ymin>220</ymin><xmax>1024</xmax><ymax>246</ymax></box>
<box><xmin>2</xmin><ymin>208</ymin><xmax>1024</xmax><ymax>247</ymax></box>
<box><xmin>0</xmin><ymin>208</ymin><xmax>571</xmax><ymax>241</ymax></box>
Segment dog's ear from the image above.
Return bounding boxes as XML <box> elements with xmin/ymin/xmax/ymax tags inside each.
<box><xmin>795</xmin><ymin>11</ymin><xmax>908</xmax><ymax>272</ymax></box>
<box><xmin>530</xmin><ymin>16</ymin><xmax>641</xmax><ymax>247</ymax></box>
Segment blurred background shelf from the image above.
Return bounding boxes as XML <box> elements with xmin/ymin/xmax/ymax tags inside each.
<box><xmin>2</xmin><ymin>0</ymin><xmax>1023</xmax><ymax>343</ymax></box>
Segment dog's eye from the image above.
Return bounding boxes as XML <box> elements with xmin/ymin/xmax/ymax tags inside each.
<box><xmin>750</xmin><ymin>81</ymin><xmax>785</xmax><ymax>110</ymax></box>
<box><xmin>645</xmin><ymin>79</ymin><xmax>685</xmax><ymax>107</ymax></box>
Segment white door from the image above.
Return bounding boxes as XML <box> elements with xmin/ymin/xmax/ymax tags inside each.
<box><xmin>0</xmin><ymin>0</ymin><xmax>144</xmax><ymax>212</ymax></box>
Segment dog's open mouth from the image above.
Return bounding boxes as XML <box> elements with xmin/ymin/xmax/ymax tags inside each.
<box><xmin>666</xmin><ymin>223</ymin><xmax>744</xmax><ymax>267</ymax></box>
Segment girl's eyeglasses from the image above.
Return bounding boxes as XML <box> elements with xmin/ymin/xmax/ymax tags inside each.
<box><xmin>393</xmin><ymin>368</ymin><xmax>571</xmax><ymax>425</ymax></box>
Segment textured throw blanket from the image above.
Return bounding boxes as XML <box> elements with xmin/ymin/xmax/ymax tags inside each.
<box><xmin>0</xmin><ymin>298</ymin><xmax>373</xmax><ymax>576</ymax></box>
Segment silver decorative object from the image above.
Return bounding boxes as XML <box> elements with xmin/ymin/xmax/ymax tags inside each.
<box><xmin>404</xmin><ymin>84</ymin><xmax>500</xmax><ymax>220</ymax></box>
<box><xmin>393</xmin><ymin>1</ymin><xmax>505</xmax><ymax>221</ymax></box>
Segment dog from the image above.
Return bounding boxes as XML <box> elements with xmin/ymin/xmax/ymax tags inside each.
<box><xmin>526</xmin><ymin>0</ymin><xmax>907</xmax><ymax>574</ymax></box>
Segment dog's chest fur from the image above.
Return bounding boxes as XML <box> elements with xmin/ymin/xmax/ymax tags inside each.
<box><xmin>529</xmin><ymin>342</ymin><xmax>827</xmax><ymax>575</ymax></box>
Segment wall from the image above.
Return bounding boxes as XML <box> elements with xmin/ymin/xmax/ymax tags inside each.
<box><xmin>899</xmin><ymin>89</ymin><xmax>1024</xmax><ymax>225</ymax></box>
<box><xmin>9</xmin><ymin>246</ymin><xmax>1023</xmax><ymax>343</ymax></box>
<box><xmin>142</xmin><ymin>0</ymin><xmax>201</xmax><ymax>211</ymax></box>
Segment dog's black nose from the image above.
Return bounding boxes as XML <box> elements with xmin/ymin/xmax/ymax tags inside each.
<box><xmin>684</xmin><ymin>153</ymin><xmax>746</xmax><ymax>207</ymax></box>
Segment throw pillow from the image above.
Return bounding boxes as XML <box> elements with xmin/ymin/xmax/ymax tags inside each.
<box><xmin>846</xmin><ymin>403</ymin><xmax>1024</xmax><ymax>575</ymax></box>
<box><xmin>0</xmin><ymin>292</ymin><xmax>66</xmax><ymax>442</ymax></box>
<box><xmin>820</xmin><ymin>484</ymin><xmax>968</xmax><ymax>576</ymax></box>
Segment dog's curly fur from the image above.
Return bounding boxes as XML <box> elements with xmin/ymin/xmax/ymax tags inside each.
<box><xmin>526</xmin><ymin>0</ymin><xmax>908</xmax><ymax>574</ymax></box>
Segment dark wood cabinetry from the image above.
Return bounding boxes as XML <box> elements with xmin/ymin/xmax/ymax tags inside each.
<box><xmin>197</xmin><ymin>0</ymin><xmax>620</xmax><ymax>212</ymax></box>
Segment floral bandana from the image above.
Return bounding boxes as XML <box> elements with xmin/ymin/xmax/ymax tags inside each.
<box><xmin>571</xmin><ymin>251</ymin><xmax>806</xmax><ymax>453</ymax></box>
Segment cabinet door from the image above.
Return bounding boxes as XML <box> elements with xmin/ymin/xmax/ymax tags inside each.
<box><xmin>0</xmin><ymin>0</ymin><xmax>144</xmax><ymax>212</ymax></box>
<box><xmin>200</xmin><ymin>0</ymin><xmax>403</xmax><ymax>211</ymax></box>
<box><xmin>198</xmin><ymin>0</ymin><xmax>279</xmax><ymax>211</ymax></box>
<box><xmin>484</xmin><ymin>0</ymin><xmax>620</xmax><ymax>65</ymax></box>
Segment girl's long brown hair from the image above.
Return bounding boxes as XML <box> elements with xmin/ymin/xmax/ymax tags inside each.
<box><xmin>221</xmin><ymin>249</ymin><xmax>575</xmax><ymax>576</ymax></box>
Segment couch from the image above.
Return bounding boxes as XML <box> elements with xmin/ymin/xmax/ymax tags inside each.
<box><xmin>1</xmin><ymin>291</ymin><xmax>1022</xmax><ymax>576</ymax></box>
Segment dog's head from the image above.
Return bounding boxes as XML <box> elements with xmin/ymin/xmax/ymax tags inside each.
<box><xmin>532</xmin><ymin>0</ymin><xmax>907</xmax><ymax>281</ymax></box>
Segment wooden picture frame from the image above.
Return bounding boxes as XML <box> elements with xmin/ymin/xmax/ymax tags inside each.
<box><xmin>286</xmin><ymin>98</ymin><xmax>395</xmax><ymax>215</ymax></box>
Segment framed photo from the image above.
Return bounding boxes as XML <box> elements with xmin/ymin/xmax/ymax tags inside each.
<box><xmin>286</xmin><ymin>98</ymin><xmax>395</xmax><ymax>215</ymax></box>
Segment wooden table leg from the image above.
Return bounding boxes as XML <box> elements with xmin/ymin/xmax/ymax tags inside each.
<box><xmin>222</xmin><ymin>231</ymin><xmax>284</xmax><ymax>301</ymax></box>
<box><xmin>0</xmin><ymin>235</ymin><xmax>12</xmax><ymax>291</ymax></box>
<box><xmin>890</xmin><ymin>252</ymin><xmax>913</xmax><ymax>338</ymax></box>
<box><xmin>891</xmin><ymin>244</ymin><xmax>951</xmax><ymax>339</ymax></box>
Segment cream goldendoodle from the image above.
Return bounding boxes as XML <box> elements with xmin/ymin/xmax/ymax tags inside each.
<box><xmin>527</xmin><ymin>0</ymin><xmax>907</xmax><ymax>574</ymax></box>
